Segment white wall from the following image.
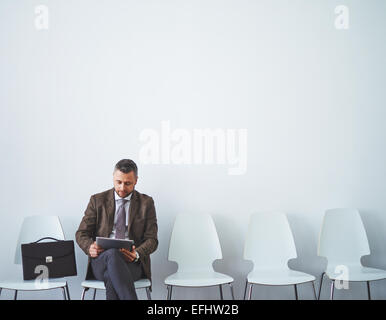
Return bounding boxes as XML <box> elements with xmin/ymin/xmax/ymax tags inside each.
<box><xmin>0</xmin><ymin>0</ymin><xmax>386</xmax><ymax>299</ymax></box>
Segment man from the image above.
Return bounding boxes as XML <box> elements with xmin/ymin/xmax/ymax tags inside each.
<box><xmin>76</xmin><ymin>159</ymin><xmax>158</xmax><ymax>300</ymax></box>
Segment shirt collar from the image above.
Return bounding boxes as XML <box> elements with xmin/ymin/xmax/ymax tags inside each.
<box><xmin>114</xmin><ymin>191</ymin><xmax>133</xmax><ymax>201</ymax></box>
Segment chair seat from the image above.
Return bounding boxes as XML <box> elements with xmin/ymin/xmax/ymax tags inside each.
<box><xmin>165</xmin><ymin>271</ymin><xmax>234</xmax><ymax>287</ymax></box>
<box><xmin>326</xmin><ymin>265</ymin><xmax>386</xmax><ymax>282</ymax></box>
<box><xmin>81</xmin><ymin>278</ymin><xmax>151</xmax><ymax>290</ymax></box>
<box><xmin>0</xmin><ymin>279</ymin><xmax>67</xmax><ymax>291</ymax></box>
<box><xmin>247</xmin><ymin>268</ymin><xmax>316</xmax><ymax>285</ymax></box>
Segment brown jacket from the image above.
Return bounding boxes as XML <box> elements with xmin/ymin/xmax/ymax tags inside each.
<box><xmin>75</xmin><ymin>188</ymin><xmax>158</xmax><ymax>284</ymax></box>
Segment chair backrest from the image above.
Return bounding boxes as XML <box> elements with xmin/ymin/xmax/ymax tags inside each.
<box><xmin>243</xmin><ymin>212</ymin><xmax>297</xmax><ymax>269</ymax></box>
<box><xmin>168</xmin><ymin>213</ymin><xmax>222</xmax><ymax>273</ymax></box>
<box><xmin>318</xmin><ymin>208</ymin><xmax>370</xmax><ymax>266</ymax></box>
<box><xmin>14</xmin><ymin>215</ymin><xmax>65</xmax><ymax>264</ymax></box>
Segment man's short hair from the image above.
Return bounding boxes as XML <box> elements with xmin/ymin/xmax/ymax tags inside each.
<box><xmin>114</xmin><ymin>159</ymin><xmax>138</xmax><ymax>176</ymax></box>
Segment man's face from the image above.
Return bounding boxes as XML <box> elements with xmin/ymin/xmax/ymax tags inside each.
<box><xmin>113</xmin><ymin>170</ymin><xmax>137</xmax><ymax>198</ymax></box>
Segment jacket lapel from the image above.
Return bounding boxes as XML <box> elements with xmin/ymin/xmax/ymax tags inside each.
<box><xmin>127</xmin><ymin>190</ymin><xmax>138</xmax><ymax>235</ymax></box>
<box><xmin>106</xmin><ymin>188</ymin><xmax>116</xmax><ymax>236</ymax></box>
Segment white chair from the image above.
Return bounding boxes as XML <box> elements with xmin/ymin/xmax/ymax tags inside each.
<box><xmin>164</xmin><ymin>213</ymin><xmax>234</xmax><ymax>300</ymax></box>
<box><xmin>243</xmin><ymin>212</ymin><xmax>316</xmax><ymax>300</ymax></box>
<box><xmin>0</xmin><ymin>215</ymin><xmax>70</xmax><ymax>300</ymax></box>
<box><xmin>80</xmin><ymin>278</ymin><xmax>152</xmax><ymax>300</ymax></box>
<box><xmin>317</xmin><ymin>208</ymin><xmax>386</xmax><ymax>300</ymax></box>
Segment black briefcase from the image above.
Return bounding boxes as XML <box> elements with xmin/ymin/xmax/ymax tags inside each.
<box><xmin>21</xmin><ymin>237</ymin><xmax>77</xmax><ymax>280</ymax></box>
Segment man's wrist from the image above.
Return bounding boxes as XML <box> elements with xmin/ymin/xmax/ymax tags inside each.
<box><xmin>134</xmin><ymin>251</ymin><xmax>140</xmax><ymax>262</ymax></box>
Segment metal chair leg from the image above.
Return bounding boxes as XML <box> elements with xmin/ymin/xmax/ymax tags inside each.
<box><xmin>167</xmin><ymin>285</ymin><xmax>173</xmax><ymax>300</ymax></box>
<box><xmin>219</xmin><ymin>284</ymin><xmax>223</xmax><ymax>300</ymax></box>
<box><xmin>62</xmin><ymin>287</ymin><xmax>67</xmax><ymax>300</ymax></box>
<box><xmin>14</xmin><ymin>290</ymin><xmax>18</xmax><ymax>300</ymax></box>
<box><xmin>318</xmin><ymin>272</ymin><xmax>325</xmax><ymax>300</ymax></box>
<box><xmin>367</xmin><ymin>281</ymin><xmax>371</xmax><ymax>300</ymax></box>
<box><xmin>93</xmin><ymin>289</ymin><xmax>97</xmax><ymax>300</ymax></box>
<box><xmin>146</xmin><ymin>287</ymin><xmax>152</xmax><ymax>300</ymax></box>
<box><xmin>330</xmin><ymin>280</ymin><xmax>335</xmax><ymax>300</ymax></box>
<box><xmin>81</xmin><ymin>287</ymin><xmax>88</xmax><ymax>300</ymax></box>
<box><xmin>294</xmin><ymin>284</ymin><xmax>298</xmax><ymax>300</ymax></box>
<box><xmin>65</xmin><ymin>283</ymin><xmax>71</xmax><ymax>300</ymax></box>
<box><xmin>243</xmin><ymin>280</ymin><xmax>248</xmax><ymax>300</ymax></box>
<box><xmin>229</xmin><ymin>283</ymin><xmax>235</xmax><ymax>300</ymax></box>
<box><xmin>311</xmin><ymin>281</ymin><xmax>317</xmax><ymax>300</ymax></box>
<box><xmin>248</xmin><ymin>283</ymin><xmax>253</xmax><ymax>300</ymax></box>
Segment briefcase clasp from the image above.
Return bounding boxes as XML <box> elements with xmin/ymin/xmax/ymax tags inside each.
<box><xmin>46</xmin><ymin>256</ymin><xmax>53</xmax><ymax>263</ymax></box>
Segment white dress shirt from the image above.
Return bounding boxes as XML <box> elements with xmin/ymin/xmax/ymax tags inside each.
<box><xmin>109</xmin><ymin>191</ymin><xmax>132</xmax><ymax>240</ymax></box>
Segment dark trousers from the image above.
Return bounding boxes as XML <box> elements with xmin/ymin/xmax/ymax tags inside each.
<box><xmin>91</xmin><ymin>248</ymin><xmax>143</xmax><ymax>300</ymax></box>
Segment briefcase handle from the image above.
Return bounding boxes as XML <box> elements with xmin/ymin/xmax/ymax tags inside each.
<box><xmin>33</xmin><ymin>237</ymin><xmax>64</xmax><ymax>243</ymax></box>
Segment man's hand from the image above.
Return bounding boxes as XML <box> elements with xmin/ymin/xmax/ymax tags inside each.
<box><xmin>120</xmin><ymin>245</ymin><xmax>138</xmax><ymax>262</ymax></box>
<box><xmin>89</xmin><ymin>241</ymin><xmax>104</xmax><ymax>258</ymax></box>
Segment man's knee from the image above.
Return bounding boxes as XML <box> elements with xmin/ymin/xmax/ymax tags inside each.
<box><xmin>103</xmin><ymin>248</ymin><xmax>125</xmax><ymax>263</ymax></box>
<box><xmin>103</xmin><ymin>248</ymin><xmax>120</xmax><ymax>257</ymax></box>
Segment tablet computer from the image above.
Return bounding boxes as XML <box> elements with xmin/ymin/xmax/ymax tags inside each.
<box><xmin>96</xmin><ymin>237</ymin><xmax>134</xmax><ymax>251</ymax></box>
